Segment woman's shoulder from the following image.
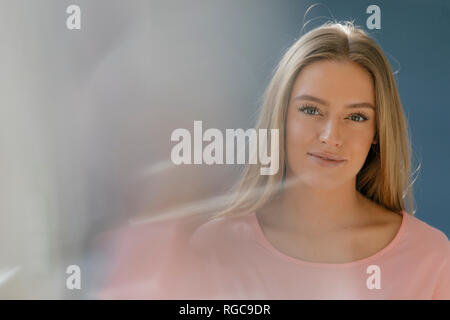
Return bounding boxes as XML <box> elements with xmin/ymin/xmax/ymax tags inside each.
<box><xmin>188</xmin><ymin>211</ymin><xmax>256</xmax><ymax>254</ymax></box>
<box><xmin>406</xmin><ymin>212</ymin><xmax>449</xmax><ymax>245</ymax></box>
<box><xmin>371</xmin><ymin>200</ymin><xmax>448</xmax><ymax>251</ymax></box>
<box><xmin>404</xmin><ymin>212</ymin><xmax>450</xmax><ymax>262</ymax></box>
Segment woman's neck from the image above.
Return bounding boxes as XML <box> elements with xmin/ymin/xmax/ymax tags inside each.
<box><xmin>259</xmin><ymin>180</ymin><xmax>371</xmax><ymax>237</ymax></box>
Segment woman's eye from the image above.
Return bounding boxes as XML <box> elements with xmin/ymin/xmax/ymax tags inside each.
<box><xmin>298</xmin><ymin>105</ymin><xmax>369</xmax><ymax>122</ymax></box>
<box><xmin>298</xmin><ymin>106</ymin><xmax>319</xmax><ymax>115</ymax></box>
<box><xmin>348</xmin><ymin>114</ymin><xmax>369</xmax><ymax>122</ymax></box>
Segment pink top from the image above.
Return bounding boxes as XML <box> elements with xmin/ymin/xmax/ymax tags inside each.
<box><xmin>99</xmin><ymin>210</ymin><xmax>450</xmax><ymax>300</ymax></box>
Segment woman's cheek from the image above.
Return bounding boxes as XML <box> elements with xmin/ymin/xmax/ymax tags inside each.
<box><xmin>287</xmin><ymin>117</ymin><xmax>314</xmax><ymax>145</ymax></box>
<box><xmin>286</xmin><ymin>121</ymin><xmax>311</xmax><ymax>164</ymax></box>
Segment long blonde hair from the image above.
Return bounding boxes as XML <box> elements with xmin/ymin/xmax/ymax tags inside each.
<box><xmin>209</xmin><ymin>21</ymin><xmax>418</xmax><ymax>221</ymax></box>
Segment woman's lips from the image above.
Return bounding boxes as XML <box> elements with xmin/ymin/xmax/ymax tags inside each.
<box><xmin>307</xmin><ymin>153</ymin><xmax>347</xmax><ymax>168</ymax></box>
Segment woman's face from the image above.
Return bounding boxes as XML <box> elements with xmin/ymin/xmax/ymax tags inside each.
<box><xmin>285</xmin><ymin>59</ymin><xmax>377</xmax><ymax>189</ymax></box>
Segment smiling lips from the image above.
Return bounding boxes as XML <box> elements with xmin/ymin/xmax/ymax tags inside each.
<box><xmin>307</xmin><ymin>152</ymin><xmax>346</xmax><ymax>161</ymax></box>
<box><xmin>307</xmin><ymin>152</ymin><xmax>347</xmax><ymax>167</ymax></box>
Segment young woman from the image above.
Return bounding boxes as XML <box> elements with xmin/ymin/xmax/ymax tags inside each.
<box><xmin>185</xmin><ymin>21</ymin><xmax>450</xmax><ymax>299</ymax></box>
<box><xmin>99</xmin><ymin>21</ymin><xmax>449</xmax><ymax>300</ymax></box>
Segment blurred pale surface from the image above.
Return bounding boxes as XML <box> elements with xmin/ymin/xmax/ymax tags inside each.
<box><xmin>0</xmin><ymin>0</ymin><xmax>305</xmax><ymax>298</ymax></box>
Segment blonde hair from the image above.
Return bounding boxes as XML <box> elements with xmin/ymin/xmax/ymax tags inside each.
<box><xmin>209</xmin><ymin>21</ymin><xmax>418</xmax><ymax>221</ymax></box>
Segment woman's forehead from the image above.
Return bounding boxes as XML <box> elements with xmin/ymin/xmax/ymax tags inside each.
<box><xmin>291</xmin><ymin>60</ymin><xmax>375</xmax><ymax>105</ymax></box>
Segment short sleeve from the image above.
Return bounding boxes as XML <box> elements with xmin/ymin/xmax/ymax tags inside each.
<box><xmin>431</xmin><ymin>237</ymin><xmax>450</xmax><ymax>300</ymax></box>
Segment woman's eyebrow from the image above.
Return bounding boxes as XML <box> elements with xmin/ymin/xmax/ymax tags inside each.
<box><xmin>293</xmin><ymin>94</ymin><xmax>375</xmax><ymax>110</ymax></box>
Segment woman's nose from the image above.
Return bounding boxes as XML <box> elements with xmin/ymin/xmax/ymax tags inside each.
<box><xmin>319</xmin><ymin>118</ymin><xmax>343</xmax><ymax>147</ymax></box>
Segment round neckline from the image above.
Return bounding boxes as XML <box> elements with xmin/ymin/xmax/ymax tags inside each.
<box><xmin>251</xmin><ymin>209</ymin><xmax>408</xmax><ymax>268</ymax></box>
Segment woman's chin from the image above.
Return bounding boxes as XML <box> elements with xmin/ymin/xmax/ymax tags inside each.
<box><xmin>288</xmin><ymin>174</ymin><xmax>346</xmax><ymax>190</ymax></box>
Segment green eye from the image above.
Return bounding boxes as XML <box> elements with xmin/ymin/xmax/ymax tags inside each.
<box><xmin>298</xmin><ymin>105</ymin><xmax>370</xmax><ymax>122</ymax></box>
<box><xmin>348</xmin><ymin>114</ymin><xmax>369</xmax><ymax>122</ymax></box>
<box><xmin>298</xmin><ymin>105</ymin><xmax>319</xmax><ymax>115</ymax></box>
